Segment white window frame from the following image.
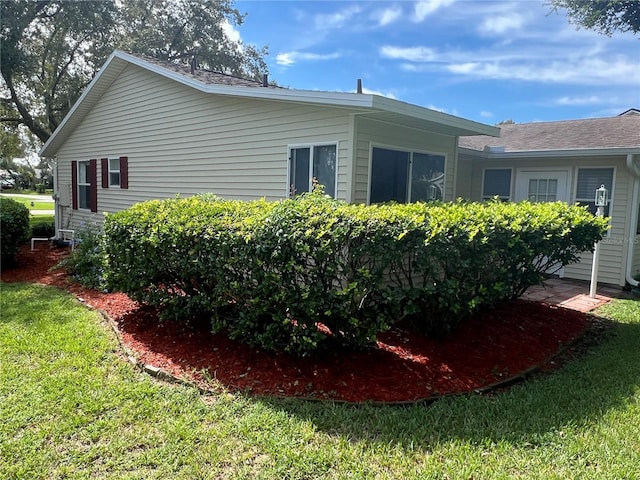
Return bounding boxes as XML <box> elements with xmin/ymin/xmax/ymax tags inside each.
<box><xmin>481</xmin><ymin>167</ymin><xmax>513</xmax><ymax>201</ymax></box>
<box><xmin>367</xmin><ymin>143</ymin><xmax>447</xmax><ymax>204</ymax></box>
<box><xmin>286</xmin><ymin>142</ymin><xmax>339</xmax><ymax>198</ymax></box>
<box><xmin>77</xmin><ymin>160</ymin><xmax>90</xmax><ymax>210</ymax></box>
<box><xmin>108</xmin><ymin>158</ymin><xmax>121</xmax><ymax>187</ymax></box>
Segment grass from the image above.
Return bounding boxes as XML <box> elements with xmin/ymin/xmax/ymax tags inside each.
<box><xmin>1</xmin><ymin>283</ymin><xmax>639</xmax><ymax>479</ymax></box>
<box><xmin>1</xmin><ymin>196</ymin><xmax>54</xmax><ymax>211</ymax></box>
<box><xmin>29</xmin><ymin>214</ymin><xmax>55</xmax><ymax>230</ymax></box>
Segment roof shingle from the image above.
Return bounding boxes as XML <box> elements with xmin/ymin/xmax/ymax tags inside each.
<box><xmin>459</xmin><ymin>115</ymin><xmax>640</xmax><ymax>152</ymax></box>
<box><xmin>138</xmin><ymin>55</ymin><xmax>282</xmax><ymax>89</ymax></box>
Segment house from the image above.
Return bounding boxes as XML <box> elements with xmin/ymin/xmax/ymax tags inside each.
<box><xmin>39</xmin><ymin>49</ymin><xmax>497</xmax><ymax>231</ymax></box>
<box><xmin>39</xmin><ymin>50</ymin><xmax>640</xmax><ymax>287</ymax></box>
<box><xmin>458</xmin><ymin>110</ymin><xmax>640</xmax><ymax>287</ymax></box>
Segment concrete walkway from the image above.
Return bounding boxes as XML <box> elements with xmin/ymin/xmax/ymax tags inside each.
<box><xmin>523</xmin><ymin>277</ymin><xmax>629</xmax><ymax>313</ymax></box>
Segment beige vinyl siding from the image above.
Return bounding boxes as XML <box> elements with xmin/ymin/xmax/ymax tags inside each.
<box><xmin>55</xmin><ymin>64</ymin><xmax>351</xmax><ymax>228</ymax></box>
<box><xmin>468</xmin><ymin>155</ymin><xmax>631</xmax><ymax>286</ymax></box>
<box><xmin>455</xmin><ymin>154</ymin><xmax>475</xmax><ymax>199</ymax></box>
<box><xmin>352</xmin><ymin>116</ymin><xmax>457</xmax><ymax>204</ymax></box>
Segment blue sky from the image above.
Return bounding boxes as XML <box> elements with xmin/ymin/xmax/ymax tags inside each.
<box><xmin>232</xmin><ymin>0</ymin><xmax>639</xmax><ymax>124</ymax></box>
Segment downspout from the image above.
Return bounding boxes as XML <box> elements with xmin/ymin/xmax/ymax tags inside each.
<box><xmin>51</xmin><ymin>156</ymin><xmax>60</xmax><ymax>238</ymax></box>
<box><xmin>625</xmin><ymin>153</ymin><xmax>640</xmax><ymax>287</ymax></box>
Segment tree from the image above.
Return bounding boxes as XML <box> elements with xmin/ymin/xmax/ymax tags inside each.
<box><xmin>1</xmin><ymin>0</ymin><xmax>268</xmax><ymax>146</ymax></box>
<box><xmin>549</xmin><ymin>0</ymin><xmax>640</xmax><ymax>35</ymax></box>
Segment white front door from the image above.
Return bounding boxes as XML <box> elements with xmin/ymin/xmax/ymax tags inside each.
<box><xmin>515</xmin><ymin>170</ymin><xmax>570</xmax><ymax>277</ymax></box>
<box><xmin>515</xmin><ymin>170</ymin><xmax>569</xmax><ymax>203</ymax></box>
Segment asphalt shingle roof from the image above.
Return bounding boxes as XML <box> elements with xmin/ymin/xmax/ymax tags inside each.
<box><xmin>139</xmin><ymin>55</ymin><xmax>281</xmax><ymax>89</ymax></box>
<box><xmin>459</xmin><ymin>114</ymin><xmax>640</xmax><ymax>152</ymax></box>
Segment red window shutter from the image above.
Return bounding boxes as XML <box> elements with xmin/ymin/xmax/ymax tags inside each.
<box><xmin>89</xmin><ymin>159</ymin><xmax>98</xmax><ymax>212</ymax></box>
<box><xmin>101</xmin><ymin>158</ymin><xmax>109</xmax><ymax>188</ymax></box>
<box><xmin>119</xmin><ymin>156</ymin><xmax>128</xmax><ymax>189</ymax></box>
<box><xmin>71</xmin><ymin>160</ymin><xmax>78</xmax><ymax>210</ymax></box>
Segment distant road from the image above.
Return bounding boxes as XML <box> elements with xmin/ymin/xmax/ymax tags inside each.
<box><xmin>0</xmin><ymin>193</ymin><xmax>54</xmax><ymax>202</ymax></box>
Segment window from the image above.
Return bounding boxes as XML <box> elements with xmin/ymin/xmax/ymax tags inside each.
<box><xmin>527</xmin><ymin>178</ymin><xmax>558</xmax><ymax>202</ymax></box>
<box><xmin>369</xmin><ymin>147</ymin><xmax>445</xmax><ymax>204</ymax></box>
<box><xmin>109</xmin><ymin>158</ymin><xmax>120</xmax><ymax>186</ymax></box>
<box><xmin>101</xmin><ymin>157</ymin><xmax>129</xmax><ymax>189</ymax></box>
<box><xmin>77</xmin><ymin>161</ymin><xmax>91</xmax><ymax>209</ymax></box>
<box><xmin>482</xmin><ymin>169</ymin><xmax>511</xmax><ymax>201</ymax></box>
<box><xmin>410</xmin><ymin>153</ymin><xmax>445</xmax><ymax>202</ymax></box>
<box><xmin>289</xmin><ymin>144</ymin><xmax>337</xmax><ymax>198</ymax></box>
<box><xmin>72</xmin><ymin>159</ymin><xmax>97</xmax><ymax>212</ymax></box>
<box><xmin>575</xmin><ymin>167</ymin><xmax>614</xmax><ymax>216</ymax></box>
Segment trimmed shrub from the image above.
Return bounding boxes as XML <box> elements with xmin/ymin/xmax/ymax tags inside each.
<box><xmin>104</xmin><ymin>194</ymin><xmax>608</xmax><ymax>355</ymax></box>
<box><xmin>0</xmin><ymin>197</ymin><xmax>30</xmax><ymax>268</ymax></box>
<box><xmin>31</xmin><ymin>221</ymin><xmax>56</xmax><ymax>239</ymax></box>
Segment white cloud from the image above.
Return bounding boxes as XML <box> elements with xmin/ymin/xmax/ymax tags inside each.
<box><xmin>479</xmin><ymin>13</ymin><xmax>524</xmax><ymax>35</ymax></box>
<box><xmin>413</xmin><ymin>0</ymin><xmax>455</xmax><ymax>23</ymax></box>
<box><xmin>554</xmin><ymin>95</ymin><xmax>605</xmax><ymax>106</ymax></box>
<box><xmin>426</xmin><ymin>104</ymin><xmax>459</xmax><ymax>116</ymax></box>
<box><xmin>380</xmin><ymin>39</ymin><xmax>640</xmax><ymax>88</ymax></box>
<box><xmin>480</xmin><ymin>111</ymin><xmax>493</xmax><ymax>118</ymax></box>
<box><xmin>446</xmin><ymin>56</ymin><xmax>640</xmax><ymax>86</ymax></box>
<box><xmin>221</xmin><ymin>19</ymin><xmax>241</xmax><ymax>44</ymax></box>
<box><xmin>380</xmin><ymin>45</ymin><xmax>437</xmax><ymax>62</ymax></box>
<box><xmin>360</xmin><ymin>87</ymin><xmax>398</xmax><ymax>99</ymax></box>
<box><xmin>374</xmin><ymin>6</ymin><xmax>402</xmax><ymax>27</ymax></box>
<box><xmin>276</xmin><ymin>51</ymin><xmax>342</xmax><ymax>67</ymax></box>
<box><xmin>314</xmin><ymin>5</ymin><xmax>362</xmax><ymax>30</ymax></box>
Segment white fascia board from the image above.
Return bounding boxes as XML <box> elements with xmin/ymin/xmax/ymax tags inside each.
<box><xmin>461</xmin><ymin>146</ymin><xmax>640</xmax><ymax>159</ymax></box>
<box><xmin>372</xmin><ymin>95</ymin><xmax>500</xmax><ymax>137</ymax></box>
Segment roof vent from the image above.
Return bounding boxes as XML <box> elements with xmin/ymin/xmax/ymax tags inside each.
<box><xmin>190</xmin><ymin>56</ymin><xmax>197</xmax><ymax>74</ymax></box>
<box><xmin>484</xmin><ymin>145</ymin><xmax>505</xmax><ymax>153</ymax></box>
<box><xmin>356</xmin><ymin>78</ymin><xmax>362</xmax><ymax>94</ymax></box>
<box><xmin>262</xmin><ymin>74</ymin><xmax>268</xmax><ymax>87</ymax></box>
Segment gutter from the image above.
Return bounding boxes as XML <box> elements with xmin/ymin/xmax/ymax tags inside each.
<box><xmin>459</xmin><ymin>146</ymin><xmax>640</xmax><ymax>160</ymax></box>
<box><xmin>626</xmin><ymin>154</ymin><xmax>640</xmax><ymax>287</ymax></box>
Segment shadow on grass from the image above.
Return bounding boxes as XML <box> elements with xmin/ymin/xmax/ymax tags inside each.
<box><xmin>260</xmin><ymin>319</ymin><xmax>640</xmax><ymax>450</ymax></box>
<box><xmin>0</xmin><ymin>282</ymin><xmax>80</xmax><ymax>326</ymax></box>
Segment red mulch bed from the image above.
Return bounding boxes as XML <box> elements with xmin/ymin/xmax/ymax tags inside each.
<box><xmin>1</xmin><ymin>244</ymin><xmax>592</xmax><ymax>403</ymax></box>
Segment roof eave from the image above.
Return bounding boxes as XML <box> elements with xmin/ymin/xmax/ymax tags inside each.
<box><xmin>372</xmin><ymin>95</ymin><xmax>500</xmax><ymax>137</ymax></box>
<box><xmin>460</xmin><ymin>146</ymin><xmax>640</xmax><ymax>159</ymax></box>
<box><xmin>40</xmin><ymin>50</ymin><xmax>499</xmax><ymax>156</ymax></box>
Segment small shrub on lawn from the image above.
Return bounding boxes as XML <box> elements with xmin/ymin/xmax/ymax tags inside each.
<box><xmin>58</xmin><ymin>224</ymin><xmax>108</xmax><ymax>290</ymax></box>
<box><xmin>104</xmin><ymin>194</ymin><xmax>608</xmax><ymax>356</ymax></box>
<box><xmin>0</xmin><ymin>197</ymin><xmax>30</xmax><ymax>268</ymax></box>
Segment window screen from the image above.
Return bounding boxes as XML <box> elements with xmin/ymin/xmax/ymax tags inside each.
<box><xmin>575</xmin><ymin>168</ymin><xmax>613</xmax><ymax>215</ymax></box>
<box><xmin>483</xmin><ymin>169</ymin><xmax>511</xmax><ymax>200</ymax></box>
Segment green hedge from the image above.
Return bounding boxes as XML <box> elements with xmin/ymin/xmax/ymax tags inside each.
<box><xmin>1</xmin><ymin>197</ymin><xmax>30</xmax><ymax>268</ymax></box>
<box><xmin>104</xmin><ymin>194</ymin><xmax>608</xmax><ymax>355</ymax></box>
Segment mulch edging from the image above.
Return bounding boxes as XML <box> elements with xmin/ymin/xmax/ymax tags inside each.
<box><xmin>83</xmin><ymin>296</ymin><xmax>610</xmax><ymax>406</ymax></box>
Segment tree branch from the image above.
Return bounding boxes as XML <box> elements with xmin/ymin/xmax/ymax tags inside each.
<box><xmin>1</xmin><ymin>72</ymin><xmax>50</xmax><ymax>143</ymax></box>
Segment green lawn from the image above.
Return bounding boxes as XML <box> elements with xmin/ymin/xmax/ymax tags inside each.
<box><xmin>1</xmin><ymin>196</ymin><xmax>54</xmax><ymax>211</ymax></box>
<box><xmin>29</xmin><ymin>214</ymin><xmax>55</xmax><ymax>230</ymax></box>
<box><xmin>1</xmin><ymin>283</ymin><xmax>639</xmax><ymax>479</ymax></box>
